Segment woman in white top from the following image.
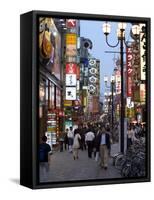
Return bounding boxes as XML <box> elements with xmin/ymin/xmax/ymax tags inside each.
<box><xmin>73</xmin><ymin>129</ymin><xmax>81</xmax><ymax>160</ymax></box>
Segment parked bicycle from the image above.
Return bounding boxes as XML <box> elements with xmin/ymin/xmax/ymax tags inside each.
<box><xmin>113</xmin><ymin>137</ymin><xmax>145</xmax><ymax>177</ymax></box>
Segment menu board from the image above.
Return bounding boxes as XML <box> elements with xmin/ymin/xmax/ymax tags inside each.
<box><xmin>47</xmin><ymin>112</ymin><xmax>57</xmax><ymax>145</ymax></box>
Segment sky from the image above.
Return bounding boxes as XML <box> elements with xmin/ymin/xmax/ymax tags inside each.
<box><xmin>80</xmin><ymin>20</ymin><xmax>132</xmax><ymax>100</ymax></box>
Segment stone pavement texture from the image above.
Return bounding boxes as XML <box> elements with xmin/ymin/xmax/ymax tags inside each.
<box><xmin>40</xmin><ymin>143</ymin><xmax>122</xmax><ymax>183</ymax></box>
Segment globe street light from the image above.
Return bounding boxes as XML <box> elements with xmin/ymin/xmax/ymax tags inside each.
<box><xmin>102</xmin><ymin>22</ymin><xmax>140</xmax><ymax>153</ymax></box>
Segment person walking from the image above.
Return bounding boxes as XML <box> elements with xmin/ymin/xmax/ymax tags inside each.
<box><xmin>98</xmin><ymin>126</ymin><xmax>111</xmax><ymax>169</ymax></box>
<box><xmin>93</xmin><ymin>126</ymin><xmax>101</xmax><ymax>162</ymax></box>
<box><xmin>64</xmin><ymin>129</ymin><xmax>69</xmax><ymax>150</ymax></box>
<box><xmin>59</xmin><ymin>136</ymin><xmax>64</xmax><ymax>152</ymax></box>
<box><xmin>67</xmin><ymin>127</ymin><xmax>74</xmax><ymax>153</ymax></box>
<box><xmin>85</xmin><ymin>128</ymin><xmax>95</xmax><ymax>158</ymax></box>
<box><xmin>127</xmin><ymin>125</ymin><xmax>138</xmax><ymax>149</ymax></box>
<box><xmin>72</xmin><ymin>129</ymin><xmax>81</xmax><ymax>160</ymax></box>
<box><xmin>39</xmin><ymin>135</ymin><xmax>52</xmax><ymax>179</ymax></box>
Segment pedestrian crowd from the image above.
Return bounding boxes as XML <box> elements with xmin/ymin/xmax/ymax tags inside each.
<box><xmin>59</xmin><ymin>122</ymin><xmax>112</xmax><ymax>170</ymax></box>
<box><xmin>127</xmin><ymin>123</ymin><xmax>146</xmax><ymax>149</ymax></box>
<box><xmin>39</xmin><ymin>121</ymin><xmax>146</xmax><ymax>175</ymax></box>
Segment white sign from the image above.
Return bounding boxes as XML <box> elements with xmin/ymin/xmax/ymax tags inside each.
<box><xmin>66</xmin><ymin>87</ymin><xmax>76</xmax><ymax>100</ymax></box>
<box><xmin>89</xmin><ymin>68</ymin><xmax>97</xmax><ymax>75</ymax></box>
<box><xmin>89</xmin><ymin>76</ymin><xmax>97</xmax><ymax>83</ymax></box>
<box><xmin>126</xmin><ymin>97</ymin><xmax>134</xmax><ymax>108</ymax></box>
<box><xmin>77</xmin><ymin>80</ymin><xmax>80</xmax><ymax>90</ymax></box>
<box><xmin>88</xmin><ymin>84</ymin><xmax>96</xmax><ymax>94</ymax></box>
<box><xmin>140</xmin><ymin>24</ymin><xmax>146</xmax><ymax>81</ymax></box>
<box><xmin>89</xmin><ymin>58</ymin><xmax>96</xmax><ymax>66</ymax></box>
<box><xmin>66</xmin><ymin>74</ymin><xmax>77</xmax><ymax>86</ymax></box>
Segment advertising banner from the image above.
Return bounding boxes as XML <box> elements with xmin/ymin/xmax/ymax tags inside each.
<box><xmin>115</xmin><ymin>70</ymin><xmax>121</xmax><ymax>94</ymax></box>
<box><xmin>66</xmin><ymin>19</ymin><xmax>76</xmax><ymax>28</ymax></box>
<box><xmin>66</xmin><ymin>44</ymin><xmax>77</xmax><ymax>56</ymax></box>
<box><xmin>66</xmin><ymin>74</ymin><xmax>77</xmax><ymax>86</ymax></box>
<box><xmin>64</xmin><ymin>100</ymin><xmax>72</xmax><ymax>107</ymax></box>
<box><xmin>89</xmin><ymin>76</ymin><xmax>97</xmax><ymax>84</ymax></box>
<box><xmin>77</xmin><ymin>80</ymin><xmax>80</xmax><ymax>90</ymax></box>
<box><xmin>140</xmin><ymin>84</ymin><xmax>146</xmax><ymax>102</ymax></box>
<box><xmin>89</xmin><ymin>67</ymin><xmax>98</xmax><ymax>75</ymax></box>
<box><xmin>140</xmin><ymin>24</ymin><xmax>146</xmax><ymax>81</ymax></box>
<box><xmin>89</xmin><ymin>58</ymin><xmax>96</xmax><ymax>67</ymax></box>
<box><xmin>66</xmin><ymin>87</ymin><xmax>76</xmax><ymax>100</ymax></box>
<box><xmin>126</xmin><ymin>47</ymin><xmax>133</xmax><ymax>97</ymax></box>
<box><xmin>66</xmin><ymin>33</ymin><xmax>77</xmax><ymax>45</ymax></box>
<box><xmin>66</xmin><ymin>63</ymin><xmax>77</xmax><ymax>74</ymax></box>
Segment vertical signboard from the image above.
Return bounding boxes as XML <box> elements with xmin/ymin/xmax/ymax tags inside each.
<box><xmin>65</xmin><ymin>87</ymin><xmax>76</xmax><ymax>100</ymax></box>
<box><xmin>65</xmin><ymin>74</ymin><xmax>77</xmax><ymax>86</ymax></box>
<box><xmin>140</xmin><ymin>24</ymin><xmax>146</xmax><ymax>81</ymax></box>
<box><xmin>66</xmin><ymin>19</ymin><xmax>76</xmax><ymax>28</ymax></box>
<box><xmin>140</xmin><ymin>84</ymin><xmax>146</xmax><ymax>102</ymax></box>
<box><xmin>115</xmin><ymin>70</ymin><xmax>121</xmax><ymax>94</ymax></box>
<box><xmin>66</xmin><ymin>63</ymin><xmax>77</xmax><ymax>74</ymax></box>
<box><xmin>126</xmin><ymin>47</ymin><xmax>133</xmax><ymax>97</ymax></box>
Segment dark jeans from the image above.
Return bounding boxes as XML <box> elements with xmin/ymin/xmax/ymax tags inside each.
<box><xmin>127</xmin><ymin>138</ymin><xmax>132</xmax><ymax>149</ymax></box>
<box><xmin>80</xmin><ymin>141</ymin><xmax>86</xmax><ymax>150</ymax></box>
<box><xmin>68</xmin><ymin>138</ymin><xmax>73</xmax><ymax>145</ymax></box>
<box><xmin>59</xmin><ymin>141</ymin><xmax>63</xmax><ymax>152</ymax></box>
<box><xmin>87</xmin><ymin>141</ymin><xmax>93</xmax><ymax>158</ymax></box>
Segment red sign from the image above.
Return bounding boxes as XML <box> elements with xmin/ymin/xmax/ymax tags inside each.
<box><xmin>66</xmin><ymin>63</ymin><xmax>77</xmax><ymax>74</ymax></box>
<box><xmin>66</xmin><ymin>19</ymin><xmax>76</xmax><ymax>28</ymax></box>
<box><xmin>126</xmin><ymin>47</ymin><xmax>133</xmax><ymax>97</ymax></box>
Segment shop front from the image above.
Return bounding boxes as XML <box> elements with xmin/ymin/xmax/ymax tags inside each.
<box><xmin>39</xmin><ymin>17</ymin><xmax>65</xmax><ymax>148</ymax></box>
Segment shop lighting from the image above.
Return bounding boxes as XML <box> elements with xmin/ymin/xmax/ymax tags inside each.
<box><xmin>53</xmin><ymin>31</ymin><xmax>57</xmax><ymax>36</ymax></box>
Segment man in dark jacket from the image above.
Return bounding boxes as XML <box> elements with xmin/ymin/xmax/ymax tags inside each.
<box><xmin>39</xmin><ymin>135</ymin><xmax>52</xmax><ymax>178</ymax></box>
<box><xmin>98</xmin><ymin>126</ymin><xmax>111</xmax><ymax>169</ymax></box>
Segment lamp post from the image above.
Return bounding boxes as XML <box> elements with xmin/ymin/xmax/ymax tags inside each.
<box><xmin>111</xmin><ymin>75</ymin><xmax>115</xmax><ymax>136</ymax></box>
<box><xmin>102</xmin><ymin>22</ymin><xmax>140</xmax><ymax>153</ymax></box>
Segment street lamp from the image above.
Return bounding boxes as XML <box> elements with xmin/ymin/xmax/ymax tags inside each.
<box><xmin>111</xmin><ymin>75</ymin><xmax>115</xmax><ymax>138</ymax></box>
<box><xmin>102</xmin><ymin>22</ymin><xmax>140</xmax><ymax>153</ymax></box>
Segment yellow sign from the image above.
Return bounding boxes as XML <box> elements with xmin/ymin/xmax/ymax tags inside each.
<box><xmin>66</xmin><ymin>33</ymin><xmax>77</xmax><ymax>45</ymax></box>
<box><xmin>64</xmin><ymin>100</ymin><xmax>72</xmax><ymax>107</ymax></box>
<box><xmin>47</xmin><ymin>127</ymin><xmax>56</xmax><ymax>132</ymax></box>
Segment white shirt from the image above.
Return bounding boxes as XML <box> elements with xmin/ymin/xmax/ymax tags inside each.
<box><xmin>67</xmin><ymin>130</ymin><xmax>74</xmax><ymax>138</ymax></box>
<box><xmin>101</xmin><ymin>134</ymin><xmax>106</xmax><ymax>145</ymax></box>
<box><xmin>85</xmin><ymin>131</ymin><xmax>95</xmax><ymax>141</ymax></box>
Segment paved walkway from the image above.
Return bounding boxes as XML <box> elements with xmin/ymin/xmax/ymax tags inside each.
<box><xmin>40</xmin><ymin>143</ymin><xmax>122</xmax><ymax>183</ymax></box>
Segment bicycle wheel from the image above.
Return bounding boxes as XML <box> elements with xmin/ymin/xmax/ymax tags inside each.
<box><xmin>115</xmin><ymin>154</ymin><xmax>125</xmax><ymax>170</ymax></box>
<box><xmin>121</xmin><ymin>164</ymin><xmax>131</xmax><ymax>177</ymax></box>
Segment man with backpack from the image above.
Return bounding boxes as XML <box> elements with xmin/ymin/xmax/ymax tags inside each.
<box><xmin>39</xmin><ymin>135</ymin><xmax>52</xmax><ymax>178</ymax></box>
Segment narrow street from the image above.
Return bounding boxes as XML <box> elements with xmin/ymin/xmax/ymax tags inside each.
<box><xmin>38</xmin><ymin>17</ymin><xmax>147</xmax><ymax>183</ymax></box>
<box><xmin>40</xmin><ymin>143</ymin><xmax>121</xmax><ymax>182</ymax></box>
